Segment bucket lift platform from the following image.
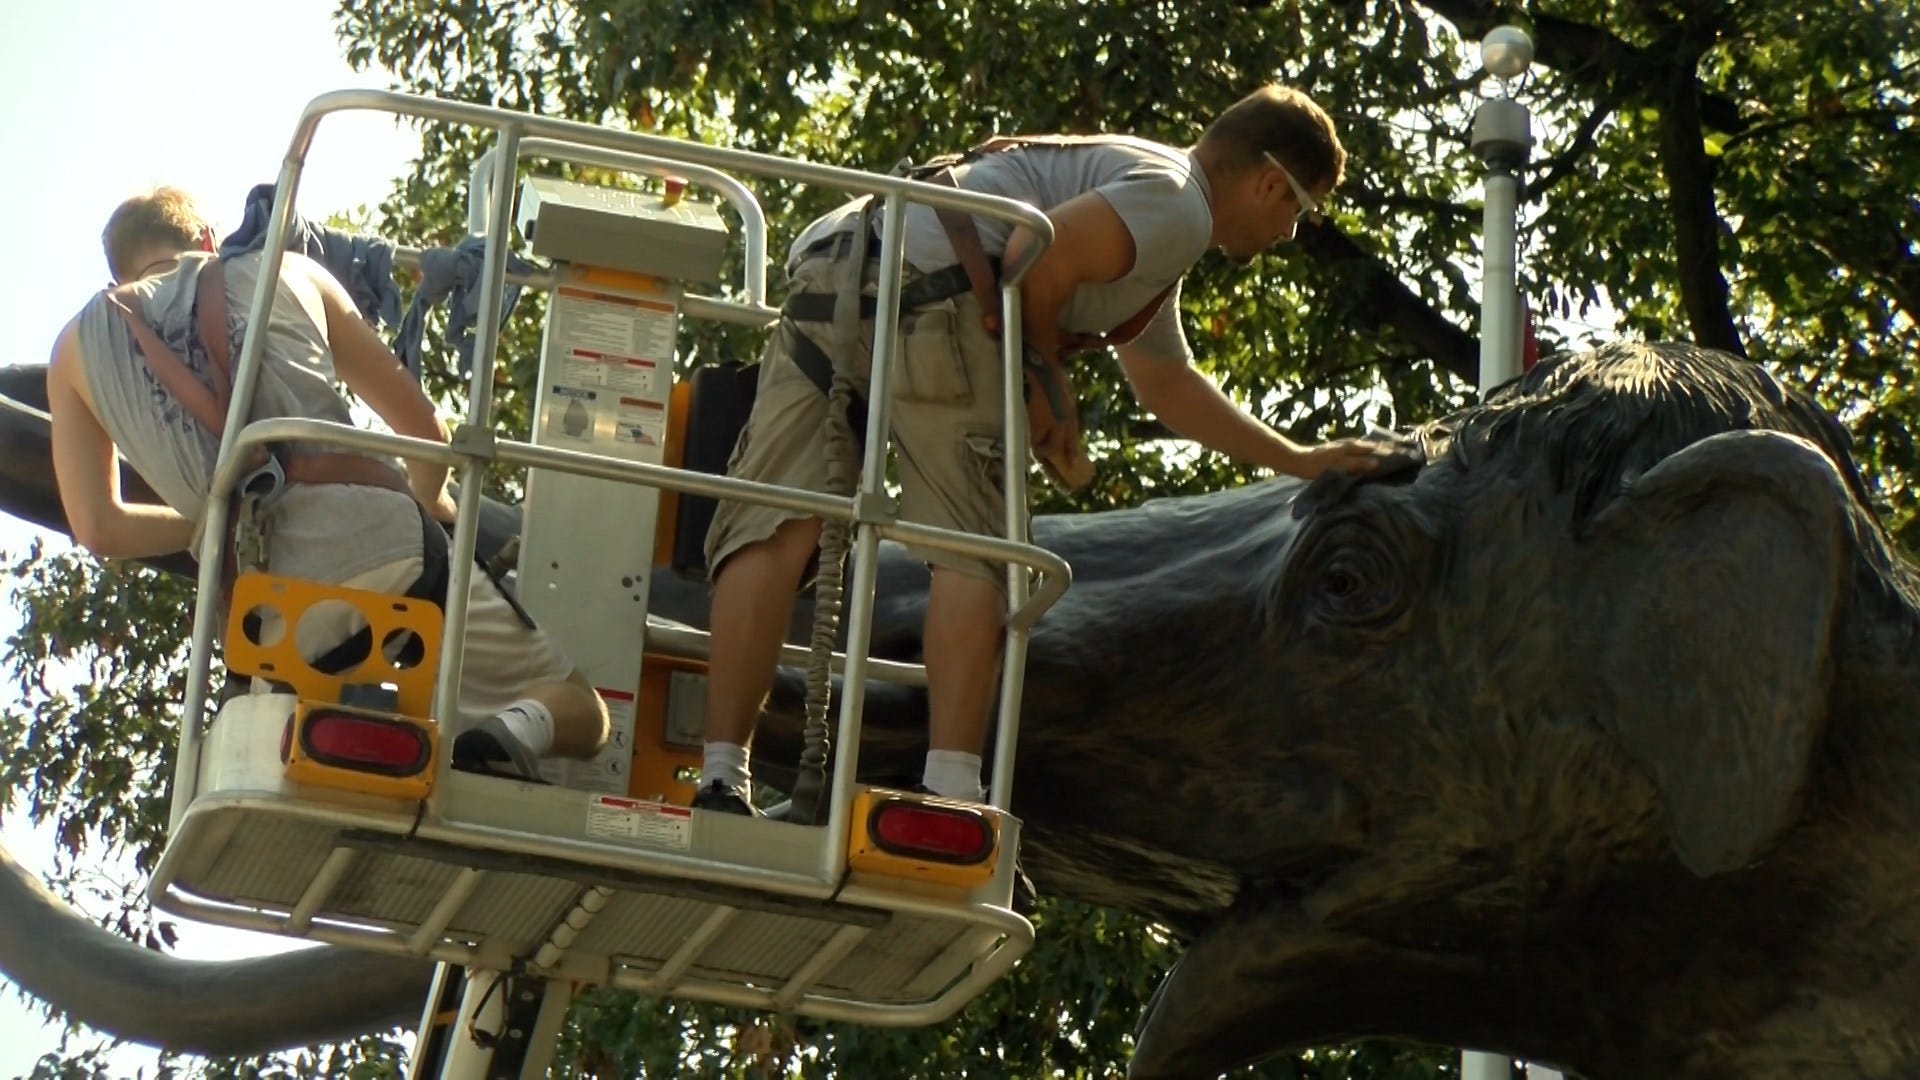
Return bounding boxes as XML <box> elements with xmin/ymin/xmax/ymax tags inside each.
<box><xmin>148</xmin><ymin>88</ymin><xmax>1069</xmax><ymax>1077</ymax></box>
<box><xmin>156</xmin><ymin>694</ymin><xmax>1029</xmax><ymax>1023</ymax></box>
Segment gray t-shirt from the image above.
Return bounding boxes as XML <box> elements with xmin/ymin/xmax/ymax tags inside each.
<box><xmin>793</xmin><ymin>136</ymin><xmax>1214</xmax><ymax>364</ymax></box>
<box><xmin>74</xmin><ymin>250</ymin><xmax>422</xmax><ymax>584</ymax></box>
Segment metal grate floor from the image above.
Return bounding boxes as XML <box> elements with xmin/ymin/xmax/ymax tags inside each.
<box><xmin>156</xmin><ymin>800</ymin><xmax>1025</xmax><ymax>1022</ymax></box>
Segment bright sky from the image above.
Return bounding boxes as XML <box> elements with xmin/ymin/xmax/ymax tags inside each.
<box><xmin>0</xmin><ymin>1</ymin><xmax>418</xmax><ymax>1072</ymax></box>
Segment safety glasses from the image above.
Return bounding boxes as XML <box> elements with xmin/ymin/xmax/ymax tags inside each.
<box><xmin>1263</xmin><ymin>151</ymin><xmax>1324</xmax><ymax>225</ymax></box>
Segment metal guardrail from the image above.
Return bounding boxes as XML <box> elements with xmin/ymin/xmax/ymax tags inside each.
<box><xmin>216</xmin><ymin>418</ymin><xmax>1071</xmax><ymax>627</ymax></box>
<box><xmin>168</xmin><ymin>88</ymin><xmax>1068</xmax><ymax>887</ymax></box>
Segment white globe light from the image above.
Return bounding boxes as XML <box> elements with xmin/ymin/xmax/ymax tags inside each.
<box><xmin>1481</xmin><ymin>26</ymin><xmax>1534</xmax><ymax>80</ymax></box>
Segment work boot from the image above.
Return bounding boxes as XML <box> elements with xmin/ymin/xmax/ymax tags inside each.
<box><xmin>451</xmin><ymin>715</ymin><xmax>545</xmax><ymax>783</ymax></box>
<box><xmin>692</xmin><ymin>779</ymin><xmax>762</xmax><ymax>818</ymax></box>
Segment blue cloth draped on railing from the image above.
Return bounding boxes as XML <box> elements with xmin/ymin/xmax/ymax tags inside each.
<box><xmin>391</xmin><ymin>236</ymin><xmax>539</xmax><ymax>378</ymax></box>
<box><xmin>220</xmin><ymin>184</ymin><xmax>536</xmax><ymax>378</ymax></box>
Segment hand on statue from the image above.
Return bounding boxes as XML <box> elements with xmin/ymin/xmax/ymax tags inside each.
<box><xmin>1290</xmin><ymin>438</ymin><xmax>1397</xmax><ymax>480</ymax></box>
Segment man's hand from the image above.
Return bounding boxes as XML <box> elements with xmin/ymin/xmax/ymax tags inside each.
<box><xmin>1022</xmin><ymin>351</ymin><xmax>1094</xmax><ymax>491</ymax></box>
<box><xmin>1286</xmin><ymin>438</ymin><xmax>1398</xmax><ymax>480</ymax></box>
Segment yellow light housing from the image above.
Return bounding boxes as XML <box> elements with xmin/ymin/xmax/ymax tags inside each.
<box><xmin>848</xmin><ymin>788</ymin><xmax>1001</xmax><ymax>890</ymax></box>
<box><xmin>282</xmin><ymin>702</ymin><xmax>437</xmax><ymax>801</ymax></box>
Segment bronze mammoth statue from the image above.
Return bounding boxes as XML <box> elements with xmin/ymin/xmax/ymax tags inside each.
<box><xmin>0</xmin><ymin>341</ymin><xmax>1908</xmax><ymax>1079</ymax></box>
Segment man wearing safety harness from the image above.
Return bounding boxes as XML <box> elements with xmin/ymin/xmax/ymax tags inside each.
<box><xmin>696</xmin><ymin>85</ymin><xmax>1390</xmax><ymax>817</ymax></box>
<box><xmin>47</xmin><ymin>188</ymin><xmax>609</xmax><ymax>782</ymax></box>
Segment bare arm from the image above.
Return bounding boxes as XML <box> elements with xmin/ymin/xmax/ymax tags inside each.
<box><xmin>1118</xmin><ymin>351</ymin><xmax>1307</xmax><ymax>469</ymax></box>
<box><xmin>307</xmin><ymin>266</ymin><xmax>455</xmax><ymax>519</ymax></box>
<box><xmin>1117</xmin><ymin>346</ymin><xmax>1391</xmax><ymax>480</ymax></box>
<box><xmin>48</xmin><ymin>322</ymin><xmax>196</xmax><ymax>559</ymax></box>
<box><xmin>1002</xmin><ymin>191</ymin><xmax>1138</xmax><ymax>359</ymax></box>
<box><xmin>1007</xmin><ymin>192</ymin><xmax>1387</xmax><ymax>481</ymax></box>
<box><xmin>1002</xmin><ymin>193</ymin><xmax>1138</xmax><ymax>477</ymax></box>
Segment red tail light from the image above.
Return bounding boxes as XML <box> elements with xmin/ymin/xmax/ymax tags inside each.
<box><xmin>868</xmin><ymin>800</ymin><xmax>994</xmax><ymax>865</ymax></box>
<box><xmin>302</xmin><ymin>711</ymin><xmax>430</xmax><ymax>776</ymax></box>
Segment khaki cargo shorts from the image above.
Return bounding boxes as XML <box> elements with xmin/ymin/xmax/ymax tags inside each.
<box><xmin>704</xmin><ymin>252</ymin><xmax>1018</xmax><ymax>588</ymax></box>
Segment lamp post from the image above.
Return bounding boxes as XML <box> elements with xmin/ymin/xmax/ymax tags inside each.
<box><xmin>1461</xmin><ymin>29</ymin><xmax>1559</xmax><ymax>1080</ymax></box>
<box><xmin>1471</xmin><ymin>25</ymin><xmax>1535</xmax><ymax>396</ymax></box>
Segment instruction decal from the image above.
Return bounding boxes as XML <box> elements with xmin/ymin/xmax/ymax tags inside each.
<box><xmin>587</xmin><ymin>794</ymin><xmax>692</xmax><ymax>849</ymax></box>
<box><xmin>614</xmin><ymin>396</ymin><xmax>666</xmax><ymax>449</ymax></box>
<box><xmin>543</xmin><ymin>385</ymin><xmax>600</xmax><ymax>445</ymax></box>
<box><xmin>550</xmin><ymin>286</ymin><xmax>675</xmax><ymax>395</ymax></box>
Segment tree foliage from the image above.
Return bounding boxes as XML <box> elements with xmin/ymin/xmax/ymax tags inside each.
<box><xmin>4</xmin><ymin>0</ymin><xmax>1914</xmax><ymax>1074</ymax></box>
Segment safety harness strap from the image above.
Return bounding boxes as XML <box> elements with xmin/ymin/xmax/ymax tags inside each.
<box><xmin>106</xmin><ymin>261</ymin><xmax>235</xmax><ymax>439</ymax></box>
<box><xmin>105</xmin><ymin>258</ymin><xmax>419</xmax><ymax>626</ymax></box>
<box><xmin>912</xmin><ymin>134</ymin><xmax>1181</xmax><ymax>353</ymax></box>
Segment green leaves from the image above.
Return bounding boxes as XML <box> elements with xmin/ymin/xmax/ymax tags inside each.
<box><xmin>2</xmin><ymin>541</ymin><xmax>193</xmax><ymax>874</ymax></box>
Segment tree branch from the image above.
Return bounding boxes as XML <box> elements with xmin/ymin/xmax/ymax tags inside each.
<box><xmin>1802</xmin><ymin>230</ymin><xmax>1920</xmax><ymax>328</ymax></box>
<box><xmin>1528</xmin><ymin>95</ymin><xmax>1620</xmax><ymax>202</ymax></box>
<box><xmin>1417</xmin><ymin>1</ymin><xmax>1748</xmax><ymax>134</ymax></box>
<box><xmin>1722</xmin><ymin>106</ymin><xmax>1919</xmax><ymax>154</ymax></box>
<box><xmin>1295</xmin><ymin>223</ymin><xmax>1479</xmax><ymax>385</ymax></box>
<box><xmin>1654</xmin><ymin>29</ymin><xmax>1745</xmax><ymax>356</ymax></box>
<box><xmin>1335</xmin><ymin>189</ymin><xmax>1479</xmax><ymax>224</ymax></box>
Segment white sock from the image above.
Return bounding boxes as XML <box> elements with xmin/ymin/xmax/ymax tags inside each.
<box><xmin>703</xmin><ymin>742</ymin><xmax>751</xmax><ymax>790</ymax></box>
<box><xmin>922</xmin><ymin>750</ymin><xmax>984</xmax><ymax>802</ymax></box>
<box><xmin>494</xmin><ymin>699</ymin><xmax>556</xmax><ymax>756</ymax></box>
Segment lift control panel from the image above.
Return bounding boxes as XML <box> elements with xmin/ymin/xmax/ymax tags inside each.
<box><xmin>513</xmin><ymin>176</ymin><xmax>730</xmax><ymax>798</ymax></box>
<box><xmin>515</xmin><ymin>176</ymin><xmax>729</xmax><ymax>284</ymax></box>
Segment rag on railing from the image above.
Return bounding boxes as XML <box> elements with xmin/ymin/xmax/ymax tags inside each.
<box><xmin>220</xmin><ymin>183</ymin><xmax>537</xmax><ymax>379</ymax></box>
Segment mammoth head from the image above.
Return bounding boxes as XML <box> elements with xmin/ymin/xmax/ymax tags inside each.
<box><xmin>1130</xmin><ymin>342</ymin><xmax>1914</xmax><ymax>1078</ymax></box>
<box><xmin>1276</xmin><ymin>342</ymin><xmax>1882</xmax><ymax>881</ymax></box>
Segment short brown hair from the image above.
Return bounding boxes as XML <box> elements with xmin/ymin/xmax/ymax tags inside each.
<box><xmin>102</xmin><ymin>187</ymin><xmax>209</xmax><ymax>284</ymax></box>
<box><xmin>1199</xmin><ymin>85</ymin><xmax>1347</xmax><ymax>192</ymax></box>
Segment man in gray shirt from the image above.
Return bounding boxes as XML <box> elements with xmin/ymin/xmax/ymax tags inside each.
<box><xmin>48</xmin><ymin>188</ymin><xmax>607</xmax><ymax>781</ymax></box>
<box><xmin>697</xmin><ymin>85</ymin><xmax>1388</xmax><ymax>816</ymax></box>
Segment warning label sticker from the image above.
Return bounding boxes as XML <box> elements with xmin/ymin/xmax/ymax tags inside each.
<box><xmin>551</xmin><ymin>287</ymin><xmax>676</xmax><ymax>371</ymax></box>
<box><xmin>586</xmin><ymin>794</ymin><xmax>692</xmax><ymax>849</ymax></box>
<box><xmin>614</xmin><ymin>396</ymin><xmax>666</xmax><ymax>449</ymax></box>
<box><xmin>543</xmin><ymin>384</ymin><xmax>600</xmax><ymax>444</ymax></box>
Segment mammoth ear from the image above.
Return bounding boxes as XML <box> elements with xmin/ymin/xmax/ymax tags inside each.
<box><xmin>1583</xmin><ymin>430</ymin><xmax>1854</xmax><ymax>877</ymax></box>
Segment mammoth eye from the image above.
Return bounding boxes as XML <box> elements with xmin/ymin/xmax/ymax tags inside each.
<box><xmin>1322</xmin><ymin>567</ymin><xmax>1361</xmax><ymax>599</ymax></box>
<box><xmin>1300</xmin><ymin>531</ymin><xmax>1407</xmax><ymax>628</ymax></box>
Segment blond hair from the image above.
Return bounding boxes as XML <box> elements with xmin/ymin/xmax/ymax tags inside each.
<box><xmin>1198</xmin><ymin>85</ymin><xmax>1347</xmax><ymax>192</ymax></box>
<box><xmin>102</xmin><ymin>187</ymin><xmax>210</xmax><ymax>284</ymax></box>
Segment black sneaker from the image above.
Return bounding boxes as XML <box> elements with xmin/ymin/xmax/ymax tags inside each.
<box><xmin>451</xmin><ymin>717</ymin><xmax>547</xmax><ymax>783</ymax></box>
<box><xmin>692</xmin><ymin>779</ymin><xmax>762</xmax><ymax>818</ymax></box>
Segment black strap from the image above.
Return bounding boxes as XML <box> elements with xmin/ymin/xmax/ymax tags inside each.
<box><xmin>779</xmin><ymin>262</ymin><xmax>989</xmax><ymax>325</ymax></box>
<box><xmin>794</xmin><ymin>230</ymin><xmax>883</xmax><ymax>264</ymax></box>
<box><xmin>476</xmin><ymin>538</ymin><xmax>538</xmax><ymax>631</ymax></box>
<box><xmin>781</xmin><ymin>323</ymin><xmax>869</xmax><ymax>452</ymax></box>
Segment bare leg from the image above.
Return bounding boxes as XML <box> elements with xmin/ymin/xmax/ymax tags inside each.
<box><xmin>703</xmin><ymin>517</ymin><xmax>824</xmax><ymax>748</ymax></box>
<box><xmin>924</xmin><ymin>568</ymin><xmax>1006</xmax><ymax>757</ymax></box>
<box><xmin>539</xmin><ymin>668</ymin><xmax>612</xmax><ymax>758</ymax></box>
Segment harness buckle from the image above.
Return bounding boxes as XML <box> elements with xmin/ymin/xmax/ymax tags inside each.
<box><xmin>233</xmin><ymin>495</ymin><xmax>272</xmax><ymax>573</ymax></box>
<box><xmin>232</xmin><ymin>453</ymin><xmax>286</xmax><ymax>573</ymax></box>
<box><xmin>239</xmin><ymin>452</ymin><xmax>287</xmax><ymax>500</ymax></box>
